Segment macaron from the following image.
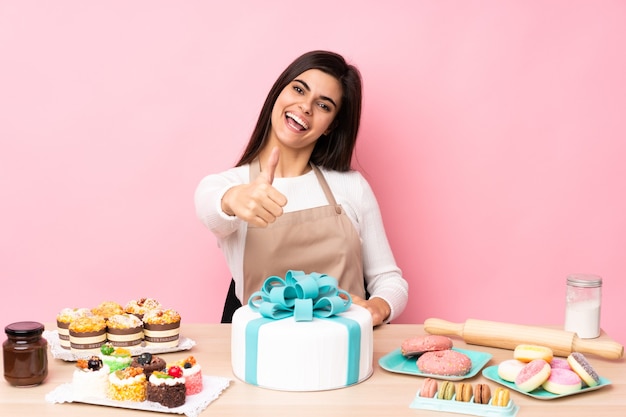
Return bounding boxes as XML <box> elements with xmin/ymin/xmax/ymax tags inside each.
<box><xmin>419</xmin><ymin>377</ymin><xmax>438</xmax><ymax>398</ymax></box>
<box><xmin>492</xmin><ymin>387</ymin><xmax>511</xmax><ymax>407</ymax></box>
<box><xmin>474</xmin><ymin>383</ymin><xmax>491</xmax><ymax>404</ymax></box>
<box><xmin>567</xmin><ymin>352</ymin><xmax>600</xmax><ymax>387</ymax></box>
<box><xmin>437</xmin><ymin>381</ymin><xmax>455</xmax><ymax>400</ymax></box>
<box><xmin>497</xmin><ymin>359</ymin><xmax>526</xmax><ymax>382</ymax></box>
<box><xmin>455</xmin><ymin>382</ymin><xmax>473</xmax><ymax>402</ymax></box>
<box><xmin>401</xmin><ymin>335</ymin><xmax>453</xmax><ymax>357</ymax></box>
<box><xmin>417</xmin><ymin>349</ymin><xmax>472</xmax><ymax>376</ymax></box>
<box><xmin>515</xmin><ymin>359</ymin><xmax>551</xmax><ymax>392</ymax></box>
<box><xmin>513</xmin><ymin>344</ymin><xmax>554</xmax><ymax>363</ymax></box>
<box><xmin>542</xmin><ymin>368</ymin><xmax>582</xmax><ymax>395</ymax></box>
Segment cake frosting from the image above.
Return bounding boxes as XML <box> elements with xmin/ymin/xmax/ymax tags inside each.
<box><xmin>231</xmin><ymin>271</ymin><xmax>374</xmax><ymax>391</ymax></box>
<box><xmin>72</xmin><ymin>356</ymin><xmax>110</xmax><ymax>399</ymax></box>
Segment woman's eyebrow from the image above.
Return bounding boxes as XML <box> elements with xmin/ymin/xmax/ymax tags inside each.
<box><xmin>293</xmin><ymin>79</ymin><xmax>337</xmax><ymax>108</ymax></box>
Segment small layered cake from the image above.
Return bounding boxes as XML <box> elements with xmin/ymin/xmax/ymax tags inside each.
<box><xmin>69</xmin><ymin>316</ymin><xmax>107</xmax><ymax>355</ymax></box>
<box><xmin>147</xmin><ymin>365</ymin><xmax>186</xmax><ymax>408</ymax></box>
<box><xmin>56</xmin><ymin>308</ymin><xmax>93</xmax><ymax>349</ymax></box>
<box><xmin>91</xmin><ymin>301</ymin><xmax>124</xmax><ymax>320</ymax></box>
<box><xmin>106</xmin><ymin>314</ymin><xmax>143</xmax><ymax>347</ymax></box>
<box><xmin>143</xmin><ymin>309</ymin><xmax>181</xmax><ymax>348</ymax></box>
<box><xmin>125</xmin><ymin>298</ymin><xmax>161</xmax><ymax>320</ymax></box>
<box><xmin>131</xmin><ymin>353</ymin><xmax>166</xmax><ymax>379</ymax></box>
<box><xmin>175</xmin><ymin>356</ymin><xmax>203</xmax><ymax>395</ymax></box>
<box><xmin>72</xmin><ymin>356</ymin><xmax>110</xmax><ymax>400</ymax></box>
<box><xmin>100</xmin><ymin>343</ymin><xmax>132</xmax><ymax>372</ymax></box>
<box><xmin>107</xmin><ymin>367</ymin><xmax>147</xmax><ymax>402</ymax></box>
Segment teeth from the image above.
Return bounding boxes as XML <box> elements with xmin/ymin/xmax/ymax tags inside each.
<box><xmin>286</xmin><ymin>112</ymin><xmax>308</xmax><ymax>130</ymax></box>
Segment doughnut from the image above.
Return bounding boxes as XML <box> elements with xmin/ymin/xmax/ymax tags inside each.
<box><xmin>513</xmin><ymin>344</ymin><xmax>554</xmax><ymax>363</ymax></box>
<box><xmin>492</xmin><ymin>387</ymin><xmax>510</xmax><ymax>407</ymax></box>
<box><xmin>419</xmin><ymin>377</ymin><xmax>438</xmax><ymax>398</ymax></box>
<box><xmin>437</xmin><ymin>381</ymin><xmax>455</xmax><ymax>400</ymax></box>
<box><xmin>550</xmin><ymin>357</ymin><xmax>571</xmax><ymax>370</ymax></box>
<box><xmin>455</xmin><ymin>382</ymin><xmax>473</xmax><ymax>402</ymax></box>
<box><xmin>401</xmin><ymin>335</ymin><xmax>453</xmax><ymax>357</ymax></box>
<box><xmin>567</xmin><ymin>352</ymin><xmax>600</xmax><ymax>387</ymax></box>
<box><xmin>542</xmin><ymin>368</ymin><xmax>582</xmax><ymax>395</ymax></box>
<box><xmin>474</xmin><ymin>383</ymin><xmax>491</xmax><ymax>404</ymax></box>
<box><xmin>417</xmin><ymin>350</ymin><xmax>472</xmax><ymax>376</ymax></box>
<box><xmin>497</xmin><ymin>359</ymin><xmax>526</xmax><ymax>382</ymax></box>
<box><xmin>514</xmin><ymin>359</ymin><xmax>551</xmax><ymax>392</ymax></box>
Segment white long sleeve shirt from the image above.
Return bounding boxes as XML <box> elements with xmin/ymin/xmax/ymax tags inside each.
<box><xmin>194</xmin><ymin>164</ymin><xmax>408</xmax><ymax>322</ymax></box>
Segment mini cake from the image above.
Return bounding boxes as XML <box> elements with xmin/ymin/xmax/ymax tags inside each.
<box><xmin>91</xmin><ymin>301</ymin><xmax>125</xmax><ymax>320</ymax></box>
<box><xmin>56</xmin><ymin>308</ymin><xmax>93</xmax><ymax>349</ymax></box>
<box><xmin>131</xmin><ymin>352</ymin><xmax>166</xmax><ymax>378</ymax></box>
<box><xmin>125</xmin><ymin>298</ymin><xmax>162</xmax><ymax>320</ymax></box>
<box><xmin>143</xmin><ymin>309</ymin><xmax>181</xmax><ymax>348</ymax></box>
<box><xmin>72</xmin><ymin>356</ymin><xmax>110</xmax><ymax>400</ymax></box>
<box><xmin>69</xmin><ymin>316</ymin><xmax>107</xmax><ymax>355</ymax></box>
<box><xmin>147</xmin><ymin>366</ymin><xmax>186</xmax><ymax>408</ymax></box>
<box><xmin>106</xmin><ymin>313</ymin><xmax>144</xmax><ymax>347</ymax></box>
<box><xmin>100</xmin><ymin>343</ymin><xmax>132</xmax><ymax>372</ymax></box>
<box><xmin>174</xmin><ymin>356</ymin><xmax>203</xmax><ymax>395</ymax></box>
<box><xmin>107</xmin><ymin>367</ymin><xmax>147</xmax><ymax>402</ymax></box>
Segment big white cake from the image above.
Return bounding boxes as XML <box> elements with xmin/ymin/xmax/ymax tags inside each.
<box><xmin>231</xmin><ymin>304</ymin><xmax>373</xmax><ymax>391</ymax></box>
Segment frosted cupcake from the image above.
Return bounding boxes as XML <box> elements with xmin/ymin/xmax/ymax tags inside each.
<box><xmin>106</xmin><ymin>313</ymin><xmax>144</xmax><ymax>347</ymax></box>
<box><xmin>143</xmin><ymin>309</ymin><xmax>181</xmax><ymax>348</ymax></box>
<box><xmin>100</xmin><ymin>343</ymin><xmax>132</xmax><ymax>372</ymax></box>
<box><xmin>56</xmin><ymin>308</ymin><xmax>93</xmax><ymax>349</ymax></box>
<box><xmin>125</xmin><ymin>298</ymin><xmax>161</xmax><ymax>320</ymax></box>
<box><xmin>175</xmin><ymin>356</ymin><xmax>203</xmax><ymax>395</ymax></box>
<box><xmin>69</xmin><ymin>316</ymin><xmax>107</xmax><ymax>355</ymax></box>
<box><xmin>72</xmin><ymin>356</ymin><xmax>110</xmax><ymax>400</ymax></box>
<box><xmin>107</xmin><ymin>367</ymin><xmax>147</xmax><ymax>402</ymax></box>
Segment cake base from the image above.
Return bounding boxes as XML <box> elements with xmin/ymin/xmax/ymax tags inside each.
<box><xmin>231</xmin><ymin>304</ymin><xmax>373</xmax><ymax>391</ymax></box>
<box><xmin>147</xmin><ymin>381</ymin><xmax>186</xmax><ymax>408</ymax></box>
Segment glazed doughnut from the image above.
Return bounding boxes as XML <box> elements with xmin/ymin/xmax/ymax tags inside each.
<box><xmin>513</xmin><ymin>344</ymin><xmax>554</xmax><ymax>363</ymax></box>
<box><xmin>515</xmin><ymin>359</ymin><xmax>551</xmax><ymax>392</ymax></box>
<box><xmin>419</xmin><ymin>377</ymin><xmax>438</xmax><ymax>398</ymax></box>
<box><xmin>497</xmin><ymin>359</ymin><xmax>526</xmax><ymax>382</ymax></box>
<box><xmin>567</xmin><ymin>352</ymin><xmax>600</xmax><ymax>387</ymax></box>
<box><xmin>542</xmin><ymin>368</ymin><xmax>582</xmax><ymax>395</ymax></box>
<box><xmin>417</xmin><ymin>350</ymin><xmax>472</xmax><ymax>376</ymax></box>
<box><xmin>401</xmin><ymin>335</ymin><xmax>453</xmax><ymax>357</ymax></box>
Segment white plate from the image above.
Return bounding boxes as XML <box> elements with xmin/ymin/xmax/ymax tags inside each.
<box><xmin>44</xmin><ymin>330</ymin><xmax>196</xmax><ymax>361</ymax></box>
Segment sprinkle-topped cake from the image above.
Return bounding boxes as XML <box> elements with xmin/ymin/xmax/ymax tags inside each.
<box><xmin>175</xmin><ymin>356</ymin><xmax>203</xmax><ymax>395</ymax></box>
<box><xmin>107</xmin><ymin>367</ymin><xmax>147</xmax><ymax>402</ymax></box>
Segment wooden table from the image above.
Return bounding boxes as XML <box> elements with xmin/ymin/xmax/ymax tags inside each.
<box><xmin>2</xmin><ymin>323</ymin><xmax>625</xmax><ymax>416</ymax></box>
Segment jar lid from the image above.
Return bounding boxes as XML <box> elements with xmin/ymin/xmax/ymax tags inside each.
<box><xmin>567</xmin><ymin>274</ymin><xmax>603</xmax><ymax>288</ymax></box>
<box><xmin>4</xmin><ymin>321</ymin><xmax>45</xmax><ymax>337</ymax></box>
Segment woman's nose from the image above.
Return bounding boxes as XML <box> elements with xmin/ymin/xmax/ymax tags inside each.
<box><xmin>299</xmin><ymin>101</ymin><xmax>312</xmax><ymax>115</ymax></box>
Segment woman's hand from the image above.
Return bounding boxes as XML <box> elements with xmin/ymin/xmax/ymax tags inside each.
<box><xmin>221</xmin><ymin>148</ymin><xmax>287</xmax><ymax>227</ymax></box>
<box><xmin>350</xmin><ymin>294</ymin><xmax>391</xmax><ymax>327</ymax></box>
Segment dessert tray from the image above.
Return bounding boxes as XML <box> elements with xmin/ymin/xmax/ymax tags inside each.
<box><xmin>379</xmin><ymin>347</ymin><xmax>493</xmax><ymax>381</ymax></box>
<box><xmin>44</xmin><ymin>330</ymin><xmax>196</xmax><ymax>361</ymax></box>
<box><xmin>46</xmin><ymin>375</ymin><xmax>231</xmax><ymax>417</ymax></box>
<box><xmin>410</xmin><ymin>389</ymin><xmax>519</xmax><ymax>417</ymax></box>
<box><xmin>482</xmin><ymin>366</ymin><xmax>612</xmax><ymax>400</ymax></box>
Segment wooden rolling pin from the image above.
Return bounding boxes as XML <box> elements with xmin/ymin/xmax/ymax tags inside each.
<box><xmin>424</xmin><ymin>318</ymin><xmax>624</xmax><ymax>360</ymax></box>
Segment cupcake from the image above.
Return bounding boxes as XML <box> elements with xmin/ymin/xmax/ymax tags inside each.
<box><xmin>131</xmin><ymin>352</ymin><xmax>166</xmax><ymax>378</ymax></box>
<box><xmin>107</xmin><ymin>367</ymin><xmax>147</xmax><ymax>402</ymax></box>
<box><xmin>125</xmin><ymin>298</ymin><xmax>161</xmax><ymax>320</ymax></box>
<box><xmin>100</xmin><ymin>343</ymin><xmax>132</xmax><ymax>372</ymax></box>
<box><xmin>91</xmin><ymin>301</ymin><xmax>124</xmax><ymax>320</ymax></box>
<box><xmin>72</xmin><ymin>356</ymin><xmax>110</xmax><ymax>400</ymax></box>
<box><xmin>175</xmin><ymin>356</ymin><xmax>203</xmax><ymax>395</ymax></box>
<box><xmin>147</xmin><ymin>365</ymin><xmax>186</xmax><ymax>408</ymax></box>
<box><xmin>106</xmin><ymin>314</ymin><xmax>143</xmax><ymax>347</ymax></box>
<box><xmin>56</xmin><ymin>308</ymin><xmax>93</xmax><ymax>349</ymax></box>
<box><xmin>143</xmin><ymin>309</ymin><xmax>181</xmax><ymax>348</ymax></box>
<box><xmin>69</xmin><ymin>316</ymin><xmax>107</xmax><ymax>355</ymax></box>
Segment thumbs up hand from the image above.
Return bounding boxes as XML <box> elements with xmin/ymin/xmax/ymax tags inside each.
<box><xmin>221</xmin><ymin>147</ymin><xmax>287</xmax><ymax>227</ymax></box>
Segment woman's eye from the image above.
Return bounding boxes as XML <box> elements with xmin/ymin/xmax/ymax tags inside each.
<box><xmin>293</xmin><ymin>86</ymin><xmax>303</xmax><ymax>94</ymax></box>
<box><xmin>317</xmin><ymin>102</ymin><xmax>330</xmax><ymax>111</ymax></box>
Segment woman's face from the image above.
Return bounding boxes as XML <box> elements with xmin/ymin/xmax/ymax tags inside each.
<box><xmin>269</xmin><ymin>69</ymin><xmax>342</xmax><ymax>152</ymax></box>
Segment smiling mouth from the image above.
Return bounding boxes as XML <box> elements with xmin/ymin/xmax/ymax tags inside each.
<box><xmin>286</xmin><ymin>112</ymin><xmax>309</xmax><ymax>131</ymax></box>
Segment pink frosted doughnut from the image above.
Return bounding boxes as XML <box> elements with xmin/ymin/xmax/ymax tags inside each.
<box><xmin>497</xmin><ymin>359</ymin><xmax>526</xmax><ymax>382</ymax></box>
<box><xmin>401</xmin><ymin>335</ymin><xmax>453</xmax><ymax>357</ymax></box>
<box><xmin>550</xmin><ymin>357</ymin><xmax>571</xmax><ymax>370</ymax></box>
<box><xmin>417</xmin><ymin>350</ymin><xmax>472</xmax><ymax>376</ymax></box>
<box><xmin>514</xmin><ymin>359</ymin><xmax>551</xmax><ymax>392</ymax></box>
<box><xmin>542</xmin><ymin>368</ymin><xmax>582</xmax><ymax>395</ymax></box>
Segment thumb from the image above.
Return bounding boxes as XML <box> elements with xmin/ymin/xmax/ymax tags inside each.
<box><xmin>263</xmin><ymin>146</ymin><xmax>280</xmax><ymax>184</ymax></box>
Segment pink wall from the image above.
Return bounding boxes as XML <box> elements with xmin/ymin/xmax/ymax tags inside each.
<box><xmin>1</xmin><ymin>2</ymin><xmax>625</xmax><ymax>346</ymax></box>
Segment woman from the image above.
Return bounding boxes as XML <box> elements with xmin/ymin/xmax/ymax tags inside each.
<box><xmin>195</xmin><ymin>50</ymin><xmax>408</xmax><ymax>326</ymax></box>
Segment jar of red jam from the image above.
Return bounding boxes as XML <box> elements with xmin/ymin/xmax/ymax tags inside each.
<box><xmin>3</xmin><ymin>321</ymin><xmax>48</xmax><ymax>387</ymax></box>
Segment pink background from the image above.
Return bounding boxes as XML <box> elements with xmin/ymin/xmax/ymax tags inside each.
<box><xmin>1</xmin><ymin>2</ymin><xmax>625</xmax><ymax>345</ymax></box>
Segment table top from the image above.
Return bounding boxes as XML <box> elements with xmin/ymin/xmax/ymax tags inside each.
<box><xmin>2</xmin><ymin>323</ymin><xmax>625</xmax><ymax>417</ymax></box>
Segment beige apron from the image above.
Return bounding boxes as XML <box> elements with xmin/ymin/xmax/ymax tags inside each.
<box><xmin>242</xmin><ymin>161</ymin><xmax>365</xmax><ymax>303</ymax></box>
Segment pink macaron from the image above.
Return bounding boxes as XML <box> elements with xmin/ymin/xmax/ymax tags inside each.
<box><xmin>515</xmin><ymin>359</ymin><xmax>551</xmax><ymax>392</ymax></box>
<box><xmin>542</xmin><ymin>368</ymin><xmax>582</xmax><ymax>395</ymax></box>
<box><xmin>420</xmin><ymin>377</ymin><xmax>438</xmax><ymax>398</ymax></box>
